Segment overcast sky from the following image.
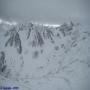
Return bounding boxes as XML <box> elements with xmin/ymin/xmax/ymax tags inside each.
<box><xmin>0</xmin><ymin>0</ymin><xmax>90</xmax><ymax>24</ymax></box>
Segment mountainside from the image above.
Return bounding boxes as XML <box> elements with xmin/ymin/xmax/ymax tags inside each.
<box><xmin>0</xmin><ymin>19</ymin><xmax>90</xmax><ymax>90</ymax></box>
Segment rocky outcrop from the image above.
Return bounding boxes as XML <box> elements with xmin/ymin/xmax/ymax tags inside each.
<box><xmin>0</xmin><ymin>51</ymin><xmax>6</xmax><ymax>74</ymax></box>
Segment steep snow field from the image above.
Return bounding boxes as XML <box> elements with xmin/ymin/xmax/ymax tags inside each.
<box><xmin>0</xmin><ymin>19</ymin><xmax>90</xmax><ymax>90</ymax></box>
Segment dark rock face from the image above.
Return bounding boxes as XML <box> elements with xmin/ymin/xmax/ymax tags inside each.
<box><xmin>59</xmin><ymin>22</ymin><xmax>74</xmax><ymax>36</ymax></box>
<box><xmin>32</xmin><ymin>31</ymin><xmax>44</xmax><ymax>47</ymax></box>
<box><xmin>0</xmin><ymin>51</ymin><xmax>7</xmax><ymax>73</ymax></box>
<box><xmin>5</xmin><ymin>27</ymin><xmax>22</xmax><ymax>54</ymax></box>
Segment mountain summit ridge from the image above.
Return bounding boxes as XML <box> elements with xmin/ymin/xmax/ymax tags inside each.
<box><xmin>3</xmin><ymin>20</ymin><xmax>75</xmax><ymax>54</ymax></box>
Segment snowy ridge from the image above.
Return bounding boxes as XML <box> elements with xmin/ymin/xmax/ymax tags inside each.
<box><xmin>0</xmin><ymin>18</ymin><xmax>17</xmax><ymax>25</ymax></box>
<box><xmin>0</xmin><ymin>18</ymin><xmax>60</xmax><ymax>27</ymax></box>
<box><xmin>1</xmin><ymin>19</ymin><xmax>74</xmax><ymax>54</ymax></box>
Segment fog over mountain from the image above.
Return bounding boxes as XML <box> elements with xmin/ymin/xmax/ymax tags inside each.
<box><xmin>0</xmin><ymin>0</ymin><xmax>90</xmax><ymax>24</ymax></box>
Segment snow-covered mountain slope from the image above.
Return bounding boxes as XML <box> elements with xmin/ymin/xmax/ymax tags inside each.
<box><xmin>0</xmin><ymin>19</ymin><xmax>90</xmax><ymax>90</ymax></box>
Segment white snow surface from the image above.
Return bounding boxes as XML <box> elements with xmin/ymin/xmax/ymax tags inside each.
<box><xmin>0</xmin><ymin>19</ymin><xmax>90</xmax><ymax>90</ymax></box>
